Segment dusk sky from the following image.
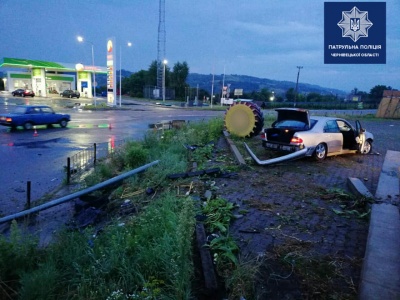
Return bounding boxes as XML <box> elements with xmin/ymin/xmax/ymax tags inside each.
<box><xmin>1</xmin><ymin>0</ymin><xmax>399</xmax><ymax>93</ymax></box>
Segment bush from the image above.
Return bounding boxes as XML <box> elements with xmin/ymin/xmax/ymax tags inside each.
<box><xmin>123</xmin><ymin>141</ymin><xmax>149</xmax><ymax>169</ymax></box>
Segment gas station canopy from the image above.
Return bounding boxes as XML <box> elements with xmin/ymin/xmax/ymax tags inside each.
<box><xmin>0</xmin><ymin>57</ymin><xmax>106</xmax><ymax>73</ymax></box>
<box><xmin>1</xmin><ymin>57</ymin><xmax>107</xmax><ymax>98</ymax></box>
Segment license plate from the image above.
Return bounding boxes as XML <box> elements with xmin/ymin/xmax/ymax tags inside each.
<box><xmin>266</xmin><ymin>143</ymin><xmax>278</xmax><ymax>149</ymax></box>
<box><xmin>281</xmin><ymin>145</ymin><xmax>293</xmax><ymax>151</ymax></box>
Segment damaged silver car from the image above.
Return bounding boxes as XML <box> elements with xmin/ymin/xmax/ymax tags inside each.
<box><xmin>245</xmin><ymin>108</ymin><xmax>374</xmax><ymax>165</ymax></box>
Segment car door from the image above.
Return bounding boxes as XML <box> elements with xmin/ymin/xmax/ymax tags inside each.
<box><xmin>39</xmin><ymin>107</ymin><xmax>58</xmax><ymax>124</ymax></box>
<box><xmin>355</xmin><ymin>120</ymin><xmax>366</xmax><ymax>152</ymax></box>
<box><xmin>338</xmin><ymin>120</ymin><xmax>358</xmax><ymax>150</ymax></box>
<box><xmin>322</xmin><ymin>120</ymin><xmax>342</xmax><ymax>152</ymax></box>
<box><xmin>25</xmin><ymin>107</ymin><xmax>42</xmax><ymax>125</ymax></box>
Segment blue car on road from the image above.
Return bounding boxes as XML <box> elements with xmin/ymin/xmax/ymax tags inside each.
<box><xmin>0</xmin><ymin>105</ymin><xmax>71</xmax><ymax>130</ymax></box>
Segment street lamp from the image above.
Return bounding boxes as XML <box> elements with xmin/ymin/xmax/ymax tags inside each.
<box><xmin>77</xmin><ymin>35</ymin><xmax>96</xmax><ymax>106</ymax></box>
<box><xmin>162</xmin><ymin>59</ymin><xmax>168</xmax><ymax>102</ymax></box>
<box><xmin>270</xmin><ymin>91</ymin><xmax>275</xmax><ymax>101</ymax></box>
<box><xmin>119</xmin><ymin>42</ymin><xmax>132</xmax><ymax>107</ymax></box>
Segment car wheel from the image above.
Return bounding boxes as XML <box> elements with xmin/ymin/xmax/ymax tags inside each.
<box><xmin>361</xmin><ymin>139</ymin><xmax>372</xmax><ymax>154</ymax></box>
<box><xmin>23</xmin><ymin>94</ymin><xmax>26</xmax><ymax>97</ymax></box>
<box><xmin>314</xmin><ymin>143</ymin><xmax>327</xmax><ymax>161</ymax></box>
<box><xmin>60</xmin><ymin>119</ymin><xmax>68</xmax><ymax>128</ymax></box>
<box><xmin>77</xmin><ymin>96</ymin><xmax>80</xmax><ymax>99</ymax></box>
<box><xmin>24</xmin><ymin>122</ymin><xmax>33</xmax><ymax>130</ymax></box>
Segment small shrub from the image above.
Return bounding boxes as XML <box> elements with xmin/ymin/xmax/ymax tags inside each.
<box><xmin>123</xmin><ymin>141</ymin><xmax>149</xmax><ymax>169</ymax></box>
<box><xmin>190</xmin><ymin>143</ymin><xmax>214</xmax><ymax>167</ymax></box>
<box><xmin>202</xmin><ymin>197</ymin><xmax>235</xmax><ymax>233</ymax></box>
<box><xmin>109</xmin><ymin>150</ymin><xmax>126</xmax><ymax>172</ymax></box>
<box><xmin>209</xmin><ymin>235</ymin><xmax>239</xmax><ymax>273</ymax></box>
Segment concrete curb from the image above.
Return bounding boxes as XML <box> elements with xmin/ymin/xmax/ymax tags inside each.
<box><xmin>357</xmin><ymin>150</ymin><xmax>400</xmax><ymax>300</ymax></box>
<box><xmin>222</xmin><ymin>130</ymin><xmax>246</xmax><ymax>165</ymax></box>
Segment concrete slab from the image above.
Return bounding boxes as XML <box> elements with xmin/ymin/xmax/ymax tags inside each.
<box><xmin>375</xmin><ymin>150</ymin><xmax>400</xmax><ymax>202</ymax></box>
<box><xmin>359</xmin><ymin>150</ymin><xmax>400</xmax><ymax>300</ymax></box>
<box><xmin>361</xmin><ymin>204</ymin><xmax>400</xmax><ymax>280</ymax></box>
<box><xmin>347</xmin><ymin>177</ymin><xmax>374</xmax><ymax>199</ymax></box>
<box><xmin>359</xmin><ymin>283</ymin><xmax>400</xmax><ymax>300</ymax></box>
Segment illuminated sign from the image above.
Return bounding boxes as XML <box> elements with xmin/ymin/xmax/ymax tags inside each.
<box><xmin>106</xmin><ymin>38</ymin><xmax>116</xmax><ymax>106</ymax></box>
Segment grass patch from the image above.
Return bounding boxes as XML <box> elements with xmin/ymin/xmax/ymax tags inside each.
<box><xmin>8</xmin><ymin>194</ymin><xmax>196</xmax><ymax>299</ymax></box>
<box><xmin>0</xmin><ymin>117</ymin><xmax>226</xmax><ymax>299</ymax></box>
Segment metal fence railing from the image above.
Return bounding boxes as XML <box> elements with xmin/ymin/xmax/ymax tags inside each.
<box><xmin>66</xmin><ymin>139</ymin><xmax>128</xmax><ymax>183</ymax></box>
<box><xmin>0</xmin><ymin>161</ymin><xmax>160</xmax><ymax>224</ymax></box>
<box><xmin>65</xmin><ymin>120</ymin><xmax>184</xmax><ymax>183</ymax></box>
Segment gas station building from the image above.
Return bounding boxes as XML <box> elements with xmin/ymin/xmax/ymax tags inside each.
<box><xmin>0</xmin><ymin>57</ymin><xmax>107</xmax><ymax>98</ymax></box>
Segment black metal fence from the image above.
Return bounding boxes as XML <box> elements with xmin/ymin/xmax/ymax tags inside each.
<box><xmin>65</xmin><ymin>120</ymin><xmax>187</xmax><ymax>183</ymax></box>
<box><xmin>66</xmin><ymin>139</ymin><xmax>127</xmax><ymax>184</ymax></box>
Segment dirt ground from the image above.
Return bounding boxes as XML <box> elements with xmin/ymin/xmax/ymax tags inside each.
<box><xmin>204</xmin><ymin>118</ymin><xmax>400</xmax><ymax>299</ymax></box>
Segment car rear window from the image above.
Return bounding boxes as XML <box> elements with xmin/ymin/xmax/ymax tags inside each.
<box><xmin>274</xmin><ymin>120</ymin><xmax>308</xmax><ymax>129</ymax></box>
<box><xmin>310</xmin><ymin>119</ymin><xmax>317</xmax><ymax>128</ymax></box>
<box><xmin>273</xmin><ymin>119</ymin><xmax>317</xmax><ymax>130</ymax></box>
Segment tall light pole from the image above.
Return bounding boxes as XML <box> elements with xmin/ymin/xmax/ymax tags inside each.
<box><xmin>210</xmin><ymin>72</ymin><xmax>214</xmax><ymax>108</ymax></box>
<box><xmin>119</xmin><ymin>42</ymin><xmax>132</xmax><ymax>107</ymax></box>
<box><xmin>294</xmin><ymin>66</ymin><xmax>303</xmax><ymax>107</ymax></box>
<box><xmin>162</xmin><ymin>59</ymin><xmax>168</xmax><ymax>102</ymax></box>
<box><xmin>77</xmin><ymin>35</ymin><xmax>96</xmax><ymax>106</ymax></box>
<box><xmin>221</xmin><ymin>65</ymin><xmax>226</xmax><ymax>106</ymax></box>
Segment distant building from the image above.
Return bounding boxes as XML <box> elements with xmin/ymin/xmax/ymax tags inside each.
<box><xmin>376</xmin><ymin>90</ymin><xmax>400</xmax><ymax>118</ymax></box>
<box><xmin>346</xmin><ymin>94</ymin><xmax>362</xmax><ymax>102</ymax></box>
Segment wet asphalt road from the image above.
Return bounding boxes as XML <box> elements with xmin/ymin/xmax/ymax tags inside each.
<box><xmin>0</xmin><ymin>95</ymin><xmax>224</xmax><ymax>216</ymax></box>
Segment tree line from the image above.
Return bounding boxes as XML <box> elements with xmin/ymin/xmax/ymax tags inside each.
<box><xmin>118</xmin><ymin>60</ymin><xmax>189</xmax><ymax>99</ymax></box>
<box><xmin>114</xmin><ymin>61</ymin><xmax>394</xmax><ymax>106</ymax></box>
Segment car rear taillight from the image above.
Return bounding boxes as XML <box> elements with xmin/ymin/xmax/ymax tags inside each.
<box><xmin>6</xmin><ymin>117</ymin><xmax>12</xmax><ymax>122</ymax></box>
<box><xmin>290</xmin><ymin>137</ymin><xmax>303</xmax><ymax>144</ymax></box>
<box><xmin>260</xmin><ymin>132</ymin><xmax>266</xmax><ymax>139</ymax></box>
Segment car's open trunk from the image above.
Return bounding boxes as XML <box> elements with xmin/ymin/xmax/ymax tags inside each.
<box><xmin>265</xmin><ymin>108</ymin><xmax>311</xmax><ymax>143</ymax></box>
<box><xmin>266</xmin><ymin>128</ymin><xmax>298</xmax><ymax>143</ymax></box>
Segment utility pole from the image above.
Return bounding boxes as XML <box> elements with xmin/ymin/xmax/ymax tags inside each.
<box><xmin>210</xmin><ymin>72</ymin><xmax>214</xmax><ymax>108</ymax></box>
<box><xmin>221</xmin><ymin>65</ymin><xmax>226</xmax><ymax>106</ymax></box>
<box><xmin>157</xmin><ymin>0</ymin><xmax>166</xmax><ymax>100</ymax></box>
<box><xmin>294</xmin><ymin>66</ymin><xmax>303</xmax><ymax>107</ymax></box>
